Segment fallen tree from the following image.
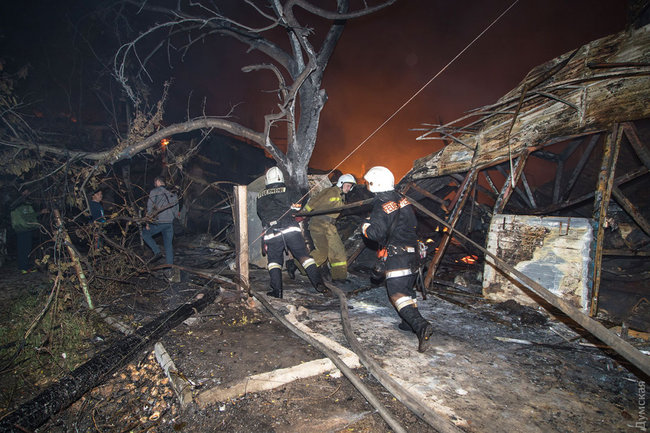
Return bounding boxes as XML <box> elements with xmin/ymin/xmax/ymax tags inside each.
<box><xmin>0</xmin><ymin>288</ymin><xmax>220</xmax><ymax>432</ymax></box>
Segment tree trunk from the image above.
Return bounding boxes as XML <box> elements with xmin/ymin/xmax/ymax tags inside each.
<box><xmin>0</xmin><ymin>289</ymin><xmax>220</xmax><ymax>432</ymax></box>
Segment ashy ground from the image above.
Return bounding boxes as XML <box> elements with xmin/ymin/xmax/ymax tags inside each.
<box><xmin>0</xmin><ymin>258</ymin><xmax>647</xmax><ymax>433</ymax></box>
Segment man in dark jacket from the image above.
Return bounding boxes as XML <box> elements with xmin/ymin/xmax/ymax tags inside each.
<box><xmin>89</xmin><ymin>189</ymin><xmax>106</xmax><ymax>223</ymax></box>
<box><xmin>256</xmin><ymin>167</ymin><xmax>324</xmax><ymax>298</ymax></box>
<box><xmin>143</xmin><ymin>177</ymin><xmax>178</xmax><ymax>269</ymax></box>
<box><xmin>89</xmin><ymin>189</ymin><xmax>106</xmax><ymax>251</ymax></box>
<box><xmin>361</xmin><ymin>166</ymin><xmax>433</xmax><ymax>353</ymax></box>
<box><xmin>10</xmin><ymin>191</ymin><xmax>40</xmax><ymax>273</ymax></box>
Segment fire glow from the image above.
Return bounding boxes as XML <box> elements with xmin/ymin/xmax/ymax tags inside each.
<box><xmin>458</xmin><ymin>255</ymin><xmax>478</xmax><ymax>264</ymax></box>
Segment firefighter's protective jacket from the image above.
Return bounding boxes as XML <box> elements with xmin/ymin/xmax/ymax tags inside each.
<box><xmin>257</xmin><ymin>182</ymin><xmax>303</xmax><ymax>229</ymax></box>
<box><xmin>362</xmin><ymin>191</ymin><xmax>418</xmax><ymax>247</ymax></box>
<box><xmin>304</xmin><ymin>186</ymin><xmax>343</xmax><ymax>220</ymax></box>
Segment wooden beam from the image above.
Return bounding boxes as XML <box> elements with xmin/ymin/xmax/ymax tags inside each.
<box><xmin>234</xmin><ymin>185</ymin><xmax>249</xmax><ymax>293</ymax></box>
<box><xmin>552</xmin><ymin>138</ymin><xmax>582</xmax><ymax>204</ymax></box>
<box><xmin>531</xmin><ymin>150</ymin><xmax>560</xmax><ymax>161</ymax></box>
<box><xmin>407</xmin><ymin>182</ymin><xmax>448</xmax><ymax>212</ymax></box>
<box><xmin>520</xmin><ymin>170</ymin><xmax>537</xmax><ymax>209</ymax></box>
<box><xmin>561</xmin><ymin>134</ymin><xmax>600</xmax><ymax>202</ymax></box>
<box><xmin>494</xmin><ymin>154</ymin><xmax>530</xmax><ymax>213</ymax></box>
<box><xmin>452</xmin><ymin>173</ymin><xmax>496</xmax><ymax>200</ymax></box>
<box><xmin>622</xmin><ymin>122</ymin><xmax>650</xmax><ymax>170</ymax></box>
<box><xmin>590</xmin><ymin>126</ymin><xmax>623</xmax><ymax>317</ymax></box>
<box><xmin>423</xmin><ymin>169</ymin><xmax>478</xmax><ymax>290</ymax></box>
<box><xmin>560</xmin><ymin>138</ymin><xmax>583</xmax><ymax>161</ymax></box>
<box><xmin>529</xmin><ymin>166</ymin><xmax>648</xmax><ymax>215</ymax></box>
<box><xmin>483</xmin><ymin>170</ymin><xmax>500</xmax><ymax>195</ymax></box>
<box><xmin>612</xmin><ymin>186</ymin><xmax>650</xmax><ymax>237</ymax></box>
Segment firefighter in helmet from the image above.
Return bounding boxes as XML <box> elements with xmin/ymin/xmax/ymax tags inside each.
<box><xmin>256</xmin><ymin>167</ymin><xmax>325</xmax><ymax>298</ymax></box>
<box><xmin>304</xmin><ymin>173</ymin><xmax>356</xmax><ymax>283</ymax></box>
<box><xmin>361</xmin><ymin>166</ymin><xmax>434</xmax><ymax>352</ymax></box>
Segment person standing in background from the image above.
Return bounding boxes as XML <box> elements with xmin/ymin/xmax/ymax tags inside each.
<box><xmin>10</xmin><ymin>190</ymin><xmax>40</xmax><ymax>273</ymax></box>
<box><xmin>143</xmin><ymin>177</ymin><xmax>178</xmax><ymax>277</ymax></box>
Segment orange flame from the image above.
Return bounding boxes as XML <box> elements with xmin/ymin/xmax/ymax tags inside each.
<box><xmin>160</xmin><ymin>138</ymin><xmax>170</xmax><ymax>148</ymax></box>
<box><xmin>459</xmin><ymin>255</ymin><xmax>478</xmax><ymax>264</ymax></box>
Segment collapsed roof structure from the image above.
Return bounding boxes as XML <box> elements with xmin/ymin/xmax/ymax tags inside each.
<box><xmin>399</xmin><ymin>24</ymin><xmax>650</xmax><ymax>373</ymax></box>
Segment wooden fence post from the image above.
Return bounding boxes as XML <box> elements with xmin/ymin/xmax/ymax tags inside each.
<box><xmin>234</xmin><ymin>185</ymin><xmax>249</xmax><ymax>293</ymax></box>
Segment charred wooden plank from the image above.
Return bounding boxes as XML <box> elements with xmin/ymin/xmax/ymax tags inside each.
<box><xmin>407</xmin><ymin>182</ymin><xmax>448</xmax><ymax>211</ymax></box>
<box><xmin>590</xmin><ymin>126</ymin><xmax>623</xmax><ymax>316</ymax></box>
<box><xmin>612</xmin><ymin>186</ymin><xmax>650</xmax><ymax>237</ymax></box>
<box><xmin>530</xmin><ymin>166</ymin><xmax>648</xmax><ymax>215</ymax></box>
<box><xmin>623</xmin><ymin>122</ymin><xmax>650</xmax><ymax>170</ymax></box>
<box><xmin>494</xmin><ymin>155</ymin><xmax>530</xmax><ymax>213</ymax></box>
<box><xmin>423</xmin><ymin>169</ymin><xmax>477</xmax><ymax>291</ymax></box>
<box><xmin>561</xmin><ymin>134</ymin><xmax>600</xmax><ymax>202</ymax></box>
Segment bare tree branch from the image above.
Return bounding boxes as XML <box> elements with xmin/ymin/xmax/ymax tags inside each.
<box><xmin>289</xmin><ymin>0</ymin><xmax>397</xmax><ymax>20</ymax></box>
<box><xmin>108</xmin><ymin>0</ymin><xmax>398</xmax><ymax>187</ymax></box>
<box><xmin>113</xmin><ymin>116</ymin><xmax>265</xmax><ymax>162</ymax></box>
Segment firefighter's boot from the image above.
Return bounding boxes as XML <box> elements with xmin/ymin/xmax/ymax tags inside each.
<box><xmin>301</xmin><ymin>258</ymin><xmax>328</xmax><ymax>295</ymax></box>
<box><xmin>398</xmin><ymin>304</ymin><xmax>434</xmax><ymax>353</ymax></box>
<box><xmin>267</xmin><ymin>265</ymin><xmax>283</xmax><ymax>298</ymax></box>
<box><xmin>397</xmin><ymin>319</ymin><xmax>413</xmax><ymax>332</ymax></box>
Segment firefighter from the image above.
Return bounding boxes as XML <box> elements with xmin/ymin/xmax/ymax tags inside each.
<box><xmin>256</xmin><ymin>167</ymin><xmax>324</xmax><ymax>298</ymax></box>
<box><xmin>361</xmin><ymin>166</ymin><xmax>434</xmax><ymax>353</ymax></box>
<box><xmin>304</xmin><ymin>173</ymin><xmax>356</xmax><ymax>283</ymax></box>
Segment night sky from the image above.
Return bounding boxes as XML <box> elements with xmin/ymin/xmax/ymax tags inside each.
<box><xmin>0</xmin><ymin>0</ymin><xmax>629</xmax><ymax>181</ymax></box>
<box><xmin>315</xmin><ymin>0</ymin><xmax>628</xmax><ymax>180</ymax></box>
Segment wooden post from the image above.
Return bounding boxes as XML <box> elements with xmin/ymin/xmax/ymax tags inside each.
<box><xmin>552</xmin><ymin>139</ymin><xmax>581</xmax><ymax>205</ymax></box>
<box><xmin>234</xmin><ymin>185</ymin><xmax>249</xmax><ymax>293</ymax></box>
<box><xmin>520</xmin><ymin>171</ymin><xmax>537</xmax><ymax>209</ymax></box>
<box><xmin>590</xmin><ymin>125</ymin><xmax>623</xmax><ymax>316</ymax></box>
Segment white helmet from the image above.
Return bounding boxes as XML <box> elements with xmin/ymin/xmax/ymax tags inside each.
<box><xmin>265</xmin><ymin>166</ymin><xmax>284</xmax><ymax>185</ymax></box>
<box><xmin>364</xmin><ymin>166</ymin><xmax>394</xmax><ymax>193</ymax></box>
<box><xmin>336</xmin><ymin>173</ymin><xmax>356</xmax><ymax>188</ymax></box>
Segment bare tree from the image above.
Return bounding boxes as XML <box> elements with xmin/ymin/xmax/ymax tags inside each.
<box><xmin>112</xmin><ymin>0</ymin><xmax>397</xmax><ymax>188</ymax></box>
